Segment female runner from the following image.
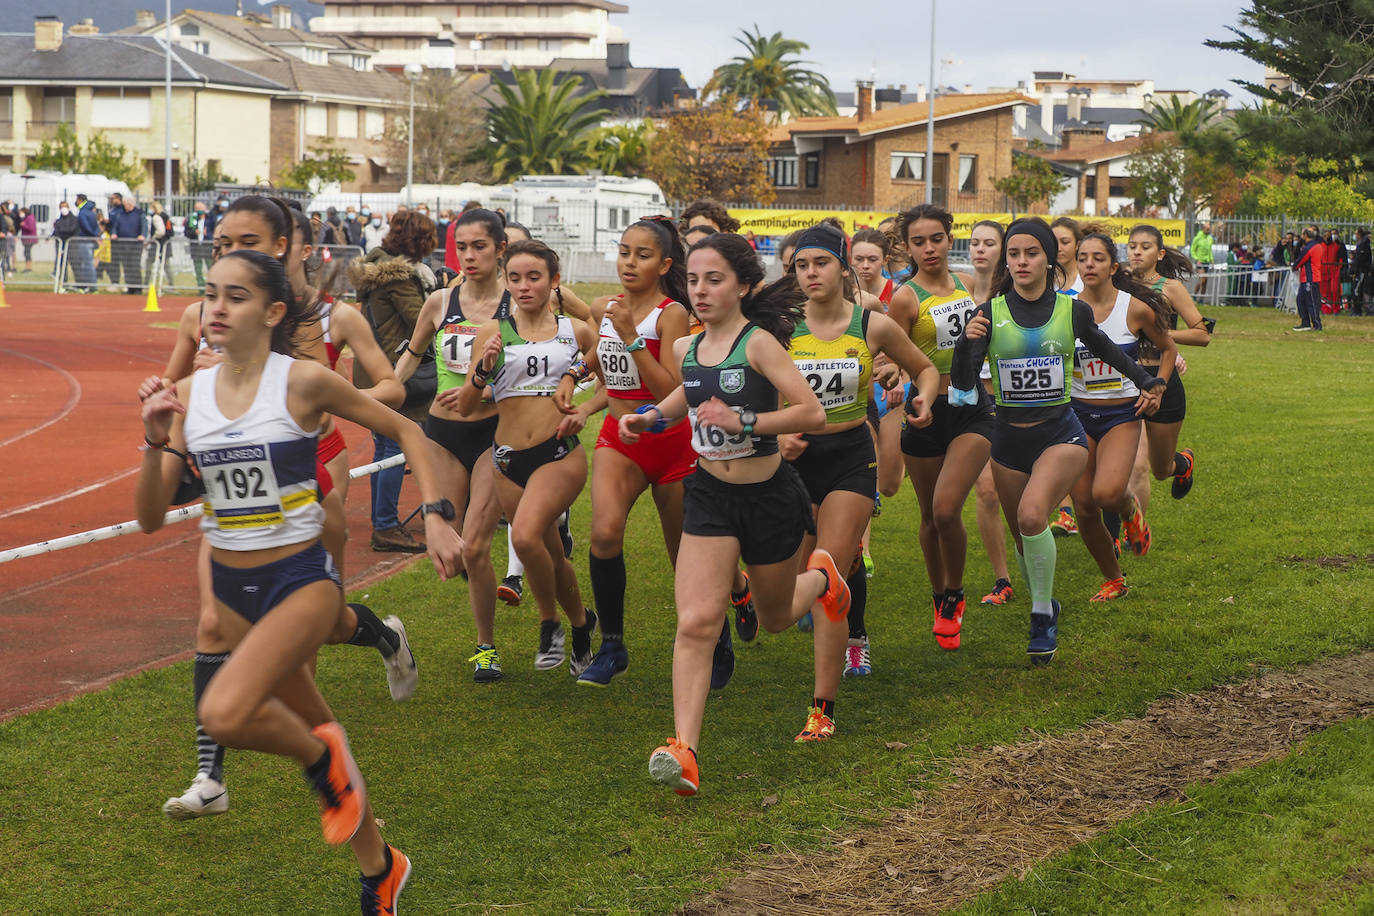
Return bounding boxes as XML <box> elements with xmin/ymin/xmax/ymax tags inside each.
<box><xmin>968</xmin><ymin>219</ymin><xmax>1015</xmax><ymax>605</ymax></box>
<box><xmin>1048</xmin><ymin>217</ymin><xmax>1084</xmax><ymax>537</ymax></box>
<box><xmin>784</xmin><ymin>225</ymin><xmax>937</xmax><ymax>734</ymax></box>
<box><xmin>394</xmin><ymin>208</ymin><xmax>515</xmax><ymax>681</ymax></box>
<box><xmin>622</xmin><ymin>233</ymin><xmax>836</xmax><ymax>796</ymax></box>
<box><xmin>1069</xmin><ymin>230</ymin><xmax>1174</xmax><ymax>601</ymax></box>
<box><xmin>158</xmin><ymin>197</ymin><xmax>412</xmax><ymax>822</ymax></box>
<box><xmin>457</xmin><ymin>239</ymin><xmax>600</xmax><ymax>675</ymax></box>
<box><xmin>580</xmin><ymin>218</ymin><xmax>755</xmax><ymax>687</ymax></box>
<box><xmin>136</xmin><ymin>250</ymin><xmax>461</xmax><ymax>913</ymax></box>
<box><xmin>950</xmin><ymin>219</ymin><xmax>1164</xmax><ymax>663</ymax></box>
<box><xmin>886</xmin><ymin>205</ymin><xmax>994</xmax><ymax>651</ymax></box>
<box><xmin>1126</xmin><ymin>224</ymin><xmax>1211</xmax><ymax>513</ymax></box>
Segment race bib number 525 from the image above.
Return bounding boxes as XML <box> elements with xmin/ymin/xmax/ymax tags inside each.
<box><xmin>997</xmin><ymin>356</ymin><xmax>1066</xmax><ymax>403</ymax></box>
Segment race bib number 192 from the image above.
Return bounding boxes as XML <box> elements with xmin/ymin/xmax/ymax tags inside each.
<box><xmin>198</xmin><ymin>444</ymin><xmax>284</xmax><ymax>529</ymax></box>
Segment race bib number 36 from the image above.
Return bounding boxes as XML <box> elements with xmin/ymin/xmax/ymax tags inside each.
<box><xmin>997</xmin><ymin>356</ymin><xmax>1066</xmax><ymax>403</ymax></box>
<box><xmin>1074</xmin><ymin>346</ymin><xmax>1124</xmax><ymax>392</ymax></box>
<box><xmin>598</xmin><ymin>337</ymin><xmax>642</xmax><ymax>391</ymax></box>
<box><xmin>688</xmin><ymin>406</ymin><xmax>754</xmax><ymax>461</ymax></box>
<box><xmin>930</xmin><ymin>297</ymin><xmax>978</xmax><ymax>350</ymax></box>
<box><xmin>794</xmin><ymin>358</ymin><xmax>860</xmax><ymax>410</ymax></box>
<box><xmin>198</xmin><ymin>444</ymin><xmax>284</xmax><ymax>529</ymax></box>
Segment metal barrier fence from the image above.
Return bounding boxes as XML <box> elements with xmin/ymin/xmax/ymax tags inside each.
<box><xmin>1192</xmin><ymin>264</ymin><xmax>1297</xmax><ymax>311</ymax></box>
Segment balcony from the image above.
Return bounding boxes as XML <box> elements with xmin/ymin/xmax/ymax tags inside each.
<box><xmin>309</xmin><ymin>15</ymin><xmax>444</xmax><ymax>37</ymax></box>
<box><xmin>450</xmin><ymin>13</ymin><xmax>600</xmax><ymax>39</ymax></box>
<box><xmin>0</xmin><ymin>122</ymin><xmax>11</xmax><ymax>140</ymax></box>
<box><xmin>26</xmin><ymin>120</ymin><xmax>72</xmax><ymax>140</ymax></box>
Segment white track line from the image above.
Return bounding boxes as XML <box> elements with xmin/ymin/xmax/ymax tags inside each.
<box><xmin>0</xmin><ymin>466</ymin><xmax>141</xmax><ymax>520</ymax></box>
<box><xmin>0</xmin><ymin>346</ymin><xmax>82</xmax><ymax>448</ymax></box>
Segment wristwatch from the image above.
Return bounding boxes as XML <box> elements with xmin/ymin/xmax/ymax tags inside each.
<box><xmin>419</xmin><ymin>498</ymin><xmax>456</xmax><ymax>521</ymax></box>
<box><xmin>625</xmin><ymin>336</ymin><xmax>647</xmax><ymax>353</ymax></box>
<box><xmin>739</xmin><ymin>409</ymin><xmax>757</xmax><ymax>437</ymax></box>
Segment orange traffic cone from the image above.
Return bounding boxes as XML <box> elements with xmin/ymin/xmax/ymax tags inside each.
<box><xmin>0</xmin><ymin>271</ymin><xmax>8</xmax><ymax>308</ymax></box>
<box><xmin>143</xmin><ymin>280</ymin><xmax>160</xmax><ymax>313</ymax></box>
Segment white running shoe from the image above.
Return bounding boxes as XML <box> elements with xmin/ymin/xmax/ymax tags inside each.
<box><xmin>163</xmin><ymin>773</ymin><xmax>228</xmax><ymax>820</ymax></box>
<box><xmin>382</xmin><ymin>615</ymin><xmax>418</xmax><ymax>701</ymax></box>
<box><xmin>535</xmin><ymin>622</ymin><xmax>566</xmax><ymax>670</ymax></box>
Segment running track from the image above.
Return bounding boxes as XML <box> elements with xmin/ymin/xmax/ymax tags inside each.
<box><xmin>0</xmin><ymin>291</ymin><xmax>423</xmax><ymax>721</ymax></box>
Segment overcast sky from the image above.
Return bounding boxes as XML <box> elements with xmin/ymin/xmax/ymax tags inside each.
<box><xmin>618</xmin><ymin>1</ymin><xmax>1259</xmax><ymax>103</ymax></box>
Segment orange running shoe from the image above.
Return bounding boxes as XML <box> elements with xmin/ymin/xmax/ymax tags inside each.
<box><xmin>1049</xmin><ymin>506</ymin><xmax>1078</xmax><ymax>537</ymax></box>
<box><xmin>981</xmin><ymin>578</ymin><xmax>1013</xmax><ymax>605</ymax></box>
<box><xmin>1090</xmin><ymin>577</ymin><xmax>1130</xmax><ymax>602</ymax></box>
<box><xmin>932</xmin><ymin>592</ymin><xmax>964</xmax><ymax>650</ymax></box>
<box><xmin>360</xmin><ymin>845</ymin><xmax>411</xmax><ymax>916</ymax></box>
<box><xmin>309</xmin><ymin>722</ymin><xmax>367</xmax><ymax>846</ymax></box>
<box><xmin>1121</xmin><ymin>498</ymin><xmax>1152</xmax><ymax>557</ymax></box>
<box><xmin>648</xmin><ymin>737</ymin><xmax>699</xmax><ymax>797</ymax></box>
<box><xmin>794</xmin><ymin>707</ymin><xmax>836</xmax><ymax>742</ymax></box>
<box><xmin>807</xmin><ymin>549</ymin><xmax>851</xmax><ymax>621</ymax></box>
<box><xmin>1172</xmin><ymin>448</ymin><xmax>1195</xmax><ymax>499</ymax></box>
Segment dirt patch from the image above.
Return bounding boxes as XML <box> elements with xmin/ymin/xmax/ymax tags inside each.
<box><xmin>681</xmin><ymin>652</ymin><xmax>1374</xmax><ymax>916</ymax></box>
<box><xmin>1284</xmin><ymin>554</ymin><xmax>1374</xmax><ymax>569</ymax></box>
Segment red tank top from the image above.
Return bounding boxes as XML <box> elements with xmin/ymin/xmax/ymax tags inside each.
<box><xmin>597</xmin><ymin>297</ymin><xmax>675</xmax><ymax>400</ymax></box>
<box><xmin>879</xmin><ymin>278</ymin><xmax>895</xmax><ymax>305</ymax></box>
<box><xmin>319</xmin><ymin>300</ymin><xmax>341</xmax><ymax>370</ymax></box>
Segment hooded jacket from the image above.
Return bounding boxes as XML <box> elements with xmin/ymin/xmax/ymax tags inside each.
<box><xmin>348</xmin><ymin>247</ymin><xmax>437</xmax><ymax>422</ymax></box>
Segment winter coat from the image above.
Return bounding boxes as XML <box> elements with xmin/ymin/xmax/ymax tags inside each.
<box><xmin>20</xmin><ymin>213</ymin><xmax>37</xmax><ymax>244</ymax></box>
<box><xmin>52</xmin><ymin>211</ymin><xmax>79</xmax><ymax>241</ymax></box>
<box><xmin>76</xmin><ymin>201</ymin><xmax>100</xmax><ymax>237</ymax></box>
<box><xmin>348</xmin><ymin>247</ymin><xmax>437</xmax><ymax>423</ymax></box>
<box><xmin>109</xmin><ymin>206</ymin><xmax>146</xmax><ymax>240</ymax></box>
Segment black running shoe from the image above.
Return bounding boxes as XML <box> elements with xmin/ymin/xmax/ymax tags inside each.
<box><xmin>1028</xmin><ymin>600</ymin><xmax>1060</xmax><ymax>666</ymax></box>
<box><xmin>1171</xmin><ymin>448</ymin><xmax>1194</xmax><ymax>500</ymax></box>
<box><xmin>710</xmin><ymin>619</ymin><xmax>735</xmax><ymax>689</ymax></box>
<box><xmin>731</xmin><ymin>573</ymin><xmax>758</xmax><ymax>643</ymax></box>
<box><xmin>559</xmin><ymin>510</ymin><xmax>574</xmax><ymax>559</ymax></box>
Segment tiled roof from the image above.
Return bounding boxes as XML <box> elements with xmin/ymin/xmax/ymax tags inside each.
<box><xmin>769</xmin><ymin>92</ymin><xmax>1035</xmax><ymax>143</ymax></box>
<box><xmin>1034</xmin><ymin>132</ymin><xmax>1168</xmax><ymax>165</ymax></box>
<box><xmin>0</xmin><ymin>33</ymin><xmax>283</xmax><ymax>89</ymax></box>
<box><xmin>234</xmin><ymin>58</ymin><xmax>407</xmax><ymax>101</ymax></box>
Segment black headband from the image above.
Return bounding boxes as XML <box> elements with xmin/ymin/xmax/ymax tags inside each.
<box><xmin>791</xmin><ymin>226</ymin><xmax>848</xmax><ymax>266</ymax></box>
<box><xmin>1005</xmin><ymin>220</ymin><xmax>1058</xmax><ymax>263</ymax></box>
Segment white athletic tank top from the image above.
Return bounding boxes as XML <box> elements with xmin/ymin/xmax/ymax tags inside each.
<box><xmin>1071</xmin><ymin>290</ymin><xmax>1139</xmax><ymax>400</ymax></box>
<box><xmin>491</xmin><ymin>314</ymin><xmax>580</xmax><ymax>400</ymax></box>
<box><xmin>185</xmin><ymin>352</ymin><xmax>324</xmax><ymax>549</ymax></box>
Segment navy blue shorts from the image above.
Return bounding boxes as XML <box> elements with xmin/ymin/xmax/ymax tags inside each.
<box><xmin>991</xmin><ymin>410</ymin><xmax>1088</xmax><ymax>475</ymax></box>
<box><xmin>211</xmin><ymin>542</ymin><xmax>341</xmax><ymax>624</ymax></box>
<box><xmin>1071</xmin><ymin>400</ymin><xmax>1142</xmax><ymax>442</ymax></box>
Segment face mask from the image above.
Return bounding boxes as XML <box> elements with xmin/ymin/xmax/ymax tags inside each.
<box><xmin>346</xmin><ymin>213</ymin><xmax>356</xmax><ymax>221</ymax></box>
<box><xmin>438</xmin><ymin>218</ymin><xmax>449</xmax><ymax>226</ymax></box>
<box><xmin>361</xmin><ymin>209</ymin><xmax>371</xmax><ymax>217</ymax></box>
<box><xmin>60</xmin><ymin>208</ymin><xmax>69</xmax><ymax>215</ymax></box>
<box><xmin>371</xmin><ymin>219</ymin><xmax>381</xmax><ymax>228</ymax></box>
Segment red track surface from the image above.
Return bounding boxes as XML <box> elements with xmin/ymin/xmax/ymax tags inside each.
<box><xmin>0</xmin><ymin>291</ymin><xmax>423</xmax><ymax>721</ymax></box>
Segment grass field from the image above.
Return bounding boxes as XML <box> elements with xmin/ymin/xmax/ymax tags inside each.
<box><xmin>2</xmin><ymin>304</ymin><xmax>1373</xmax><ymax>914</ymax></box>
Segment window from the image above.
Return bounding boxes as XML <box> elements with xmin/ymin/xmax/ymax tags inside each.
<box><xmin>768</xmin><ymin>155</ymin><xmax>798</xmax><ymax>188</ymax></box>
<box><xmin>337</xmin><ymin>105</ymin><xmax>358</xmax><ymax>138</ymax></box>
<box><xmin>957</xmin><ymin>154</ymin><xmax>977</xmax><ymax>193</ymax></box>
<box><xmin>41</xmin><ymin>89</ymin><xmax>75</xmax><ymax>124</ymax></box>
<box><xmin>180</xmin><ymin>23</ymin><xmax>200</xmax><ymax>36</ymax></box>
<box><xmin>804</xmin><ymin>153</ymin><xmax>820</xmax><ymax>189</ymax></box>
<box><xmin>192</xmin><ymin>40</ymin><xmax>210</xmax><ymax>55</ymax></box>
<box><xmin>0</xmin><ymin>96</ymin><xmax>11</xmax><ymax>122</ymax></box>
<box><xmin>305</xmin><ymin>103</ymin><xmax>328</xmax><ymax>136</ymax></box>
<box><xmin>538</xmin><ymin>39</ymin><xmax>562</xmax><ymax>52</ymax></box>
<box><xmin>92</xmin><ymin>88</ymin><xmax>151</xmax><ymax>128</ymax></box>
<box><xmin>364</xmin><ymin>108</ymin><xmax>385</xmax><ymax>140</ymax></box>
<box><xmin>890</xmin><ymin>151</ymin><xmax>924</xmax><ymax>181</ymax></box>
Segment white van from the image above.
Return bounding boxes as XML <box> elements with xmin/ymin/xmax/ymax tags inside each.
<box><xmin>0</xmin><ymin>171</ymin><xmax>135</xmax><ymax>234</ymax></box>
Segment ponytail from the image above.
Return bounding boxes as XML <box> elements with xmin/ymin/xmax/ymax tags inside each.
<box><xmin>1080</xmin><ymin>233</ymin><xmax>1170</xmax><ymax>333</ymax></box>
<box><xmin>1129</xmin><ymin>224</ymin><xmax>1193</xmax><ymax>280</ymax></box>
<box><xmin>690</xmin><ymin>232</ymin><xmax>805</xmax><ymax>346</ymax></box>
<box><xmin>627</xmin><ymin>217</ymin><xmax>688</xmax><ymax>307</ymax></box>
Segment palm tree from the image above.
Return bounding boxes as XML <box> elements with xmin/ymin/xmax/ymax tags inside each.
<box><xmin>1135</xmin><ymin>96</ymin><xmax>1222</xmax><ymax>136</ymax></box>
<box><xmin>706</xmin><ymin>26</ymin><xmax>837</xmax><ymax>118</ymax></box>
<box><xmin>487</xmin><ymin>69</ymin><xmax>609</xmax><ymax>181</ymax></box>
<box><xmin>590</xmin><ymin>122</ymin><xmax>653</xmax><ymax>177</ymax></box>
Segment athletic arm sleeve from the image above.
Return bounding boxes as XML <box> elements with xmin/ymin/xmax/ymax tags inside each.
<box><xmin>950</xmin><ymin>302</ymin><xmax>992</xmax><ymax>391</ymax></box>
<box><xmin>1072</xmin><ymin>301</ymin><xmax>1158</xmax><ymax>390</ymax></box>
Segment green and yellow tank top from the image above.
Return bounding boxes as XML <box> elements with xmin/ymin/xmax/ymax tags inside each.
<box><xmin>790</xmin><ymin>304</ymin><xmax>873</xmax><ymax>424</ymax></box>
<box><xmin>987</xmin><ymin>293</ymin><xmax>1075</xmax><ymax>408</ymax></box>
<box><xmin>433</xmin><ymin>288</ymin><xmax>512</xmax><ymax>393</ymax></box>
<box><xmin>906</xmin><ymin>274</ymin><xmax>978</xmax><ymax>374</ymax></box>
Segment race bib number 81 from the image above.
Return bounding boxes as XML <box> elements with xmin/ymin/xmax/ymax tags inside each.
<box><xmin>198</xmin><ymin>444</ymin><xmax>284</xmax><ymax>529</ymax></box>
<box><xmin>688</xmin><ymin>406</ymin><xmax>754</xmax><ymax>460</ymax></box>
<box><xmin>997</xmin><ymin>356</ymin><xmax>1066</xmax><ymax>403</ymax></box>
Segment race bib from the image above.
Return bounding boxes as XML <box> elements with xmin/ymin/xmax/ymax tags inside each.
<box><xmin>688</xmin><ymin>406</ymin><xmax>754</xmax><ymax>461</ymax></box>
<box><xmin>1074</xmin><ymin>345</ymin><xmax>1124</xmax><ymax>392</ymax></box>
<box><xmin>930</xmin><ymin>297</ymin><xmax>978</xmax><ymax>350</ymax></box>
<box><xmin>440</xmin><ymin>325</ymin><xmax>478</xmax><ymax>375</ymax></box>
<box><xmin>197</xmin><ymin>444</ymin><xmax>284</xmax><ymax>530</ymax></box>
<box><xmin>598</xmin><ymin>336</ymin><xmax>642</xmax><ymax>391</ymax></box>
<box><xmin>794</xmin><ymin>357</ymin><xmax>860</xmax><ymax>411</ymax></box>
<box><xmin>997</xmin><ymin>356</ymin><xmax>1066</xmax><ymax>403</ymax></box>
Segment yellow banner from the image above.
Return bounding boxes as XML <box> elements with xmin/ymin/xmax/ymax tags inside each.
<box><xmin>731</xmin><ymin>209</ymin><xmax>1187</xmax><ymax>245</ymax></box>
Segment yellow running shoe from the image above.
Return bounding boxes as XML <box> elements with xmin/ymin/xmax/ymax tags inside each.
<box><xmin>795</xmin><ymin>707</ymin><xmax>836</xmax><ymax>742</ymax></box>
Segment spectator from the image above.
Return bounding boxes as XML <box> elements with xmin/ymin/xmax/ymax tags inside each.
<box><xmin>1351</xmin><ymin>228</ymin><xmax>1370</xmax><ymax>315</ymax></box>
<box><xmin>326</xmin><ymin>206</ymin><xmax>343</xmax><ymax>240</ymax></box>
<box><xmin>107</xmin><ymin>193</ymin><xmax>147</xmax><ymax>293</ymax></box>
<box><xmin>362</xmin><ymin>212</ymin><xmax>386</xmax><ymax>251</ymax></box>
<box><xmin>70</xmin><ymin>193</ymin><xmax>100</xmax><ymax>290</ymax></box>
<box><xmin>1269</xmin><ymin>232</ymin><xmax>1295</xmax><ymax>307</ymax></box>
<box><xmin>51</xmin><ymin>200</ymin><xmax>78</xmax><ymax>281</ymax></box>
<box><xmin>0</xmin><ymin>202</ymin><xmax>14</xmax><ymax>276</ymax></box>
<box><xmin>343</xmin><ymin>206</ymin><xmax>363</xmax><ymax>247</ymax></box>
<box><xmin>204</xmin><ymin>196</ymin><xmax>229</xmax><ymax>239</ymax></box>
<box><xmin>1292</xmin><ymin>227</ymin><xmax>1324</xmax><ymax>331</ymax></box>
<box><xmin>18</xmin><ymin>206</ymin><xmax>37</xmax><ymax>272</ymax></box>
<box><xmin>1190</xmin><ymin>221</ymin><xmax>1215</xmax><ymax>296</ymax></box>
<box><xmin>95</xmin><ymin>213</ymin><xmax>117</xmax><ymax>289</ymax></box>
<box><xmin>346</xmin><ymin>209</ymin><xmax>439</xmax><ymax>552</ymax></box>
<box><xmin>311</xmin><ymin>211</ymin><xmax>341</xmax><ymax>248</ymax></box>
<box><xmin>1321</xmin><ymin>229</ymin><xmax>1347</xmax><ymax>313</ymax></box>
<box><xmin>184</xmin><ymin>201</ymin><xmax>211</xmax><ymax>288</ymax></box>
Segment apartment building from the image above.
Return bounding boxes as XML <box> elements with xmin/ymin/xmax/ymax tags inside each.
<box><xmin>310</xmin><ymin>0</ymin><xmax>628</xmax><ymax>71</ymax></box>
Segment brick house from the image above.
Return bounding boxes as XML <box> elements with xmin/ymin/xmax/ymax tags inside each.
<box><xmin>765</xmin><ymin>87</ymin><xmax>1034</xmax><ymax>211</ymax></box>
<box><xmin>1031</xmin><ymin>128</ymin><xmax>1170</xmax><ymax>217</ymax></box>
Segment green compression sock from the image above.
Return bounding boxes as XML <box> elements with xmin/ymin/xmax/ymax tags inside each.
<box><xmin>1021</xmin><ymin>528</ymin><xmax>1057</xmax><ymax>617</ymax></box>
